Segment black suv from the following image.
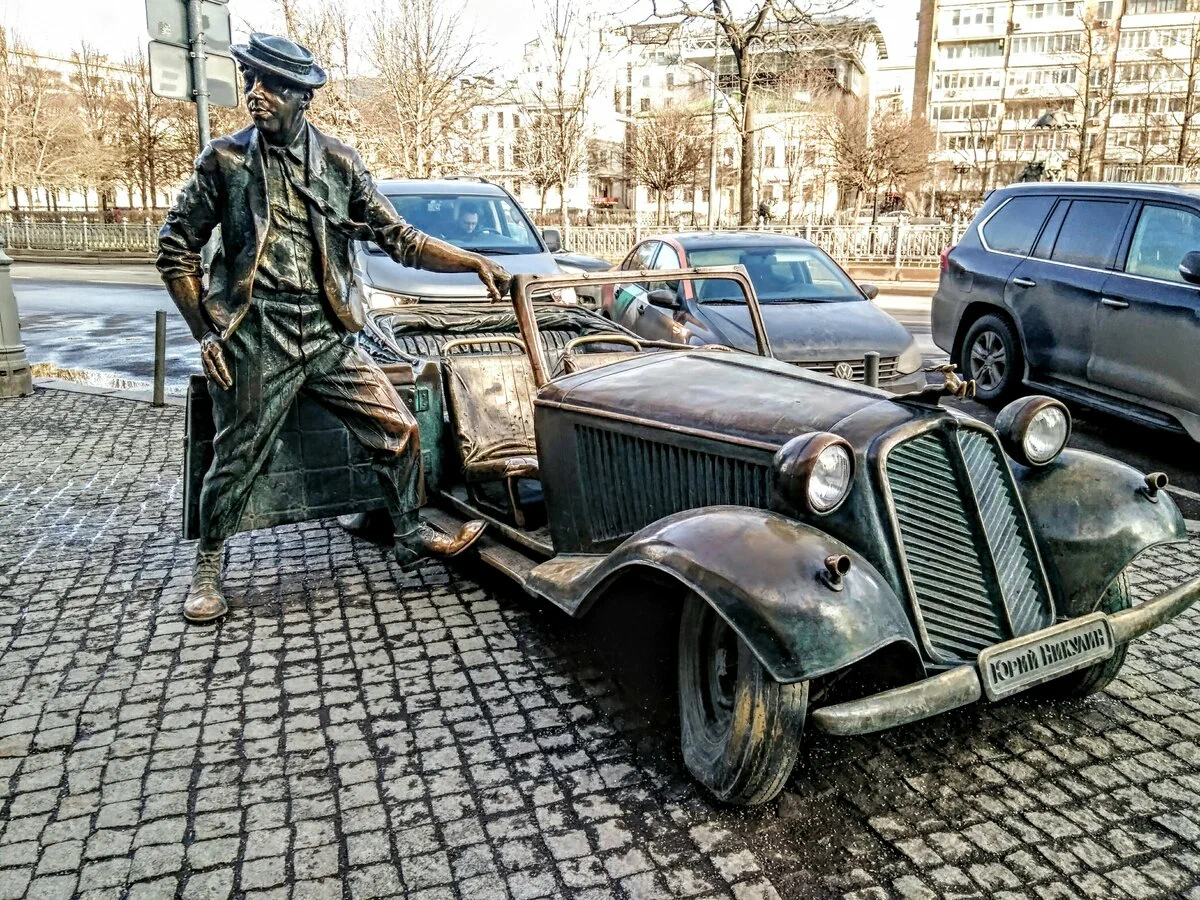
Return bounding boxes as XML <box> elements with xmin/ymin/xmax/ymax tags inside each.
<box><xmin>933</xmin><ymin>183</ymin><xmax>1200</xmax><ymax>441</ymax></box>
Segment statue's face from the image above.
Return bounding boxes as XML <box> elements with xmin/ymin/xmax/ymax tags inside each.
<box><xmin>242</xmin><ymin>66</ymin><xmax>310</xmax><ymax>143</ymax></box>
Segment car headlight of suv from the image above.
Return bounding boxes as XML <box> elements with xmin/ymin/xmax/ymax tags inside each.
<box><xmin>895</xmin><ymin>340</ymin><xmax>924</xmax><ymax>376</ymax></box>
<box><xmin>995</xmin><ymin>396</ymin><xmax>1071</xmax><ymax>467</ymax></box>
<box><xmin>773</xmin><ymin>432</ymin><xmax>855</xmax><ymax>515</ymax></box>
<box><xmin>361</xmin><ymin>284</ymin><xmax>420</xmax><ymax>309</ymax></box>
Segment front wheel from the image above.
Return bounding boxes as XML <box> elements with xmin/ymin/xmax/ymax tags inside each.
<box><xmin>678</xmin><ymin>594</ymin><xmax>807</xmax><ymax>806</ymax></box>
<box><xmin>1040</xmin><ymin>574</ymin><xmax>1131</xmax><ymax>699</ymax></box>
<box><xmin>959</xmin><ymin>313</ymin><xmax>1023</xmax><ymax>404</ymax></box>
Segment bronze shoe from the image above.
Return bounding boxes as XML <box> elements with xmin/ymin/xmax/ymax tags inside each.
<box><xmin>184</xmin><ymin>545</ymin><xmax>228</xmax><ymax>623</ymax></box>
<box><xmin>395</xmin><ymin>521</ymin><xmax>486</xmax><ymax>569</ymax></box>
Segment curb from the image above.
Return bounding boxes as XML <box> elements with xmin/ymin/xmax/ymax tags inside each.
<box><xmin>32</xmin><ymin>378</ymin><xmax>185</xmax><ymax>408</ymax></box>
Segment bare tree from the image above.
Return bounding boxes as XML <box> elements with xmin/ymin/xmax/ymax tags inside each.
<box><xmin>626</xmin><ymin>105</ymin><xmax>707</xmax><ymax>223</ymax></box>
<box><xmin>0</xmin><ymin>29</ymin><xmax>89</xmax><ymax>211</ymax></box>
<box><xmin>363</xmin><ymin>0</ymin><xmax>486</xmax><ymax>178</ymax></box>
<box><xmin>71</xmin><ymin>43</ymin><xmax>123</xmax><ymax>213</ymax></box>
<box><xmin>648</xmin><ymin>0</ymin><xmax>861</xmax><ymax>225</ymax></box>
<box><xmin>115</xmin><ymin>48</ymin><xmax>182</xmax><ymax>208</ymax></box>
<box><xmin>523</xmin><ymin>0</ymin><xmax>603</xmax><ymax>231</ymax></box>
<box><xmin>1066</xmin><ymin>12</ymin><xmax>1116</xmax><ymax>181</ymax></box>
<box><xmin>825</xmin><ymin>104</ymin><xmax>933</xmax><ymax>223</ymax></box>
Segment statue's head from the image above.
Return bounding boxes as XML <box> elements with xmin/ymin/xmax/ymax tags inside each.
<box><xmin>229</xmin><ymin>33</ymin><xmax>326</xmax><ymax>144</ymax></box>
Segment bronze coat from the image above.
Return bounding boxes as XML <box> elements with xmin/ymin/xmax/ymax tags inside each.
<box><xmin>158</xmin><ymin>123</ymin><xmax>427</xmax><ymax>338</ymax></box>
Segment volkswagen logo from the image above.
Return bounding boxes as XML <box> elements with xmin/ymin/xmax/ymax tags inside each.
<box><xmin>833</xmin><ymin>362</ymin><xmax>856</xmax><ymax>381</ymax></box>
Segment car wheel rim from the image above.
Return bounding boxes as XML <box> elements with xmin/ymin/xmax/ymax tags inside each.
<box><xmin>970</xmin><ymin>331</ymin><xmax>1006</xmax><ymax>392</ymax></box>
<box><xmin>702</xmin><ymin>613</ymin><xmax>739</xmax><ymax>728</ymax></box>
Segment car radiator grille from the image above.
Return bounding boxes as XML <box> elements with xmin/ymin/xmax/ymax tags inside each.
<box><xmin>797</xmin><ymin>357</ymin><xmax>900</xmax><ymax>382</ymax></box>
<box><xmin>885</xmin><ymin>429</ymin><xmax>1051</xmax><ymax>663</ymax></box>
<box><xmin>576</xmin><ymin>425</ymin><xmax>772</xmax><ymax>542</ymax></box>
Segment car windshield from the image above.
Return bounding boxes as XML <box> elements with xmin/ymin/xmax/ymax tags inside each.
<box><xmin>686</xmin><ymin>245</ymin><xmax>861</xmax><ymax>303</ymax></box>
<box><xmin>378</xmin><ymin>192</ymin><xmax>543</xmax><ymax>255</ymax></box>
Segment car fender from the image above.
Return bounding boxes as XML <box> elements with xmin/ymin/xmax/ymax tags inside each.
<box><xmin>1012</xmin><ymin>449</ymin><xmax>1187</xmax><ymax>618</ymax></box>
<box><xmin>526</xmin><ymin>507</ymin><xmax>919</xmax><ymax>684</ymax></box>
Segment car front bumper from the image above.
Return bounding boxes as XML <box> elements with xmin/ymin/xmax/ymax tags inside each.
<box><xmin>810</xmin><ymin>573</ymin><xmax>1200</xmax><ymax>736</ymax></box>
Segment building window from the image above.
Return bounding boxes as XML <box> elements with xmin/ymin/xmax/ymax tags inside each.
<box><xmin>764</xmin><ymin>147</ymin><xmax>776</xmax><ymax>167</ymax></box>
<box><xmin>640</xmin><ymin>97</ymin><xmax>651</xmax><ymax>112</ymax></box>
<box><xmin>481</xmin><ymin>113</ymin><xmax>489</xmax><ymax>130</ymax></box>
<box><xmin>1010</xmin><ymin>33</ymin><xmax>1081</xmax><ymax>55</ymax></box>
<box><xmin>513</xmin><ymin>114</ymin><xmax>520</xmax><ymax>129</ymax></box>
<box><xmin>497</xmin><ymin>112</ymin><xmax>504</xmax><ymax>128</ymax></box>
<box><xmin>666</xmin><ymin>73</ymin><xmax>674</xmax><ymax>89</ymax></box>
<box><xmin>942</xmin><ymin>40</ymin><xmax>1004</xmax><ymax>59</ymax></box>
<box><xmin>642</xmin><ymin>74</ymin><xmax>650</xmax><ymax>87</ymax></box>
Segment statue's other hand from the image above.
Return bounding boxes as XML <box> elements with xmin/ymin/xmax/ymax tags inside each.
<box><xmin>475</xmin><ymin>258</ymin><xmax>512</xmax><ymax>302</ymax></box>
<box><xmin>200</xmin><ymin>332</ymin><xmax>233</xmax><ymax>390</ymax></box>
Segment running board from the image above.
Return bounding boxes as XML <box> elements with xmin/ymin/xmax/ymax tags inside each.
<box><xmin>422</xmin><ymin>506</ymin><xmax>538</xmax><ymax>587</ymax></box>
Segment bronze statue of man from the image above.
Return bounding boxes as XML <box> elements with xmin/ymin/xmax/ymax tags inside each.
<box><xmin>158</xmin><ymin>34</ymin><xmax>504</xmax><ymax>623</ymax></box>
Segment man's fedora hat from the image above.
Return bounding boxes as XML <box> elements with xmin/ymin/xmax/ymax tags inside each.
<box><xmin>230</xmin><ymin>33</ymin><xmax>327</xmax><ymax>89</ymax></box>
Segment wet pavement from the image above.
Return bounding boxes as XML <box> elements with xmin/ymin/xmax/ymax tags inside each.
<box><xmin>2</xmin><ymin>388</ymin><xmax>1200</xmax><ymax>899</ymax></box>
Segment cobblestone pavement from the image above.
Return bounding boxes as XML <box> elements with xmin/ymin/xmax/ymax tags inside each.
<box><xmin>2</xmin><ymin>390</ymin><xmax>1200</xmax><ymax>900</ymax></box>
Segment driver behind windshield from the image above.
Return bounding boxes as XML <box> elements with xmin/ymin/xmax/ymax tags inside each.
<box><xmin>452</xmin><ymin>206</ymin><xmax>482</xmax><ymax>241</ymax></box>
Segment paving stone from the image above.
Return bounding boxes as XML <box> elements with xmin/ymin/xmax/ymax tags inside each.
<box><xmin>4</xmin><ymin>389</ymin><xmax>1200</xmax><ymax>900</ymax></box>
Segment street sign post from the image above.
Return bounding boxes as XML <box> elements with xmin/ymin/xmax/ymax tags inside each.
<box><xmin>147</xmin><ymin>0</ymin><xmax>239</xmax><ymax>156</ymax></box>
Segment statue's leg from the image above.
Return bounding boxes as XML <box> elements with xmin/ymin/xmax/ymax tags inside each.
<box><xmin>304</xmin><ymin>340</ymin><xmax>485</xmax><ymax>568</ymax></box>
<box><xmin>189</xmin><ymin>296</ymin><xmax>308</xmax><ymax>621</ymax></box>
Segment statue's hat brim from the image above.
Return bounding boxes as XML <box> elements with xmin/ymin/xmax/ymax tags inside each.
<box><xmin>230</xmin><ymin>32</ymin><xmax>327</xmax><ymax>89</ymax></box>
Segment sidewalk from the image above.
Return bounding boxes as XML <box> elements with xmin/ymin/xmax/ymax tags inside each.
<box><xmin>3</xmin><ymin>388</ymin><xmax>1200</xmax><ymax>900</ymax></box>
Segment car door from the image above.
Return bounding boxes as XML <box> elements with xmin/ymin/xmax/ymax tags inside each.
<box><xmin>632</xmin><ymin>240</ymin><xmax>690</xmax><ymax>343</ymax></box>
<box><xmin>611</xmin><ymin>241</ymin><xmax>660</xmax><ymax>330</ymax></box>
<box><xmin>1090</xmin><ymin>201</ymin><xmax>1200</xmax><ymax>424</ymax></box>
<box><xmin>1005</xmin><ymin>197</ymin><xmax>1132</xmax><ymax>384</ymax></box>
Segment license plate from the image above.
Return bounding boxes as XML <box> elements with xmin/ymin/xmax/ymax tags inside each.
<box><xmin>978</xmin><ymin>613</ymin><xmax>1115</xmax><ymax>701</ymax></box>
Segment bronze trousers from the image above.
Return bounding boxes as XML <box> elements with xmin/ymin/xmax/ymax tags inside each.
<box><xmin>199</xmin><ymin>290</ymin><xmax>422</xmax><ymax>548</ymax></box>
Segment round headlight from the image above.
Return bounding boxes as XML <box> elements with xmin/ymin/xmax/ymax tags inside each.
<box><xmin>995</xmin><ymin>396</ymin><xmax>1071</xmax><ymax>467</ymax></box>
<box><xmin>774</xmin><ymin>433</ymin><xmax>856</xmax><ymax>515</ymax></box>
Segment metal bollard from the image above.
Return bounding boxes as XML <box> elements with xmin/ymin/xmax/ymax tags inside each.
<box><xmin>153</xmin><ymin>310</ymin><xmax>167</xmax><ymax>407</ymax></box>
<box><xmin>864</xmin><ymin>351</ymin><xmax>880</xmax><ymax>389</ymax></box>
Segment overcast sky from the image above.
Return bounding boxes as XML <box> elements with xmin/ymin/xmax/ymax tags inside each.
<box><xmin>4</xmin><ymin>0</ymin><xmax>918</xmax><ymax>68</ymax></box>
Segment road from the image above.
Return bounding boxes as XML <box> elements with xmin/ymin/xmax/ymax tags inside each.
<box><xmin>11</xmin><ymin>261</ymin><xmax>199</xmax><ymax>394</ymax></box>
<box><xmin>10</xmin><ymin>260</ymin><xmax>1198</xmax><ymax>517</ymax></box>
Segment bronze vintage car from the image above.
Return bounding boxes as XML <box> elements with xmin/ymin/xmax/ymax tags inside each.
<box><xmin>183</xmin><ymin>265</ymin><xmax>1200</xmax><ymax>806</ymax></box>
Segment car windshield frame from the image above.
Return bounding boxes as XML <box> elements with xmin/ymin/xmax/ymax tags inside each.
<box><xmin>685</xmin><ymin>244</ymin><xmax>863</xmax><ymax>303</ymax></box>
<box><xmin>375</xmin><ymin>191</ymin><xmax>545</xmax><ymax>256</ymax></box>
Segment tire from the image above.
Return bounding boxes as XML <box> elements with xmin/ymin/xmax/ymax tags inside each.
<box><xmin>959</xmin><ymin>313</ymin><xmax>1023</xmax><ymax>404</ymax></box>
<box><xmin>337</xmin><ymin>509</ymin><xmax>393</xmax><ymax>544</ymax></box>
<box><xmin>1040</xmin><ymin>573</ymin><xmax>1132</xmax><ymax>699</ymax></box>
<box><xmin>677</xmin><ymin>593</ymin><xmax>807</xmax><ymax>806</ymax></box>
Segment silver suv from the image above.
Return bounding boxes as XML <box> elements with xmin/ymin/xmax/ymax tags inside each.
<box><xmin>351</xmin><ymin>178</ymin><xmax>577</xmax><ymax>308</ymax></box>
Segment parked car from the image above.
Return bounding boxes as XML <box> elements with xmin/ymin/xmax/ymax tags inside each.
<box><xmin>349</xmin><ymin>178</ymin><xmax>581</xmax><ymax>308</ymax></box>
<box><xmin>601</xmin><ymin>232</ymin><xmax>926</xmax><ymax>393</ymax></box>
<box><xmin>933</xmin><ymin>182</ymin><xmax>1200</xmax><ymax>440</ymax></box>
<box><xmin>183</xmin><ymin>264</ymin><xmax>1199</xmax><ymax>807</ymax></box>
<box><xmin>539</xmin><ymin>227</ymin><xmax>612</xmax><ymax>307</ymax></box>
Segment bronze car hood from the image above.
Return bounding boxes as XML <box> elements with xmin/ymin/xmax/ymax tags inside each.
<box><xmin>538</xmin><ymin>350</ymin><xmax>902</xmax><ymax>449</ymax></box>
<box><xmin>694</xmin><ymin>299</ymin><xmax>916</xmax><ymax>363</ymax></box>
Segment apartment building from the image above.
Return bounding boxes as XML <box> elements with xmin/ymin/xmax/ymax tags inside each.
<box><xmin>917</xmin><ymin>0</ymin><xmax>1200</xmax><ymax>198</ymax></box>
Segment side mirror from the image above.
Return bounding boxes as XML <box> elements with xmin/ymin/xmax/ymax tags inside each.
<box><xmin>647</xmin><ymin>288</ymin><xmax>679</xmax><ymax>309</ymax></box>
<box><xmin>1179</xmin><ymin>251</ymin><xmax>1200</xmax><ymax>285</ymax></box>
<box><xmin>858</xmin><ymin>282</ymin><xmax>880</xmax><ymax>301</ymax></box>
<box><xmin>541</xmin><ymin>227</ymin><xmax>563</xmax><ymax>253</ymax></box>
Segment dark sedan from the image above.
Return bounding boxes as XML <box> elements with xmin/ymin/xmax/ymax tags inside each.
<box><xmin>601</xmin><ymin>232</ymin><xmax>925</xmax><ymax>392</ymax></box>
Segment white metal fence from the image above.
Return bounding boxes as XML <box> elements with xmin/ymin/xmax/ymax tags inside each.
<box><xmin>563</xmin><ymin>223</ymin><xmax>962</xmax><ymax>265</ymax></box>
<box><xmin>0</xmin><ymin>217</ymin><xmax>963</xmax><ymax>266</ymax></box>
<box><xmin>1</xmin><ymin>217</ymin><xmax>161</xmax><ymax>253</ymax></box>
